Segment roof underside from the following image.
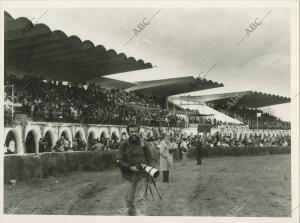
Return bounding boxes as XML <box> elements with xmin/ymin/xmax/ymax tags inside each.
<box><xmin>126</xmin><ymin>76</ymin><xmax>224</xmax><ymax>97</ymax></box>
<box><xmin>87</xmin><ymin>76</ymin><xmax>137</xmax><ymax>89</ymax></box>
<box><xmin>4</xmin><ymin>11</ymin><xmax>152</xmax><ymax>83</ymax></box>
<box><xmin>174</xmin><ymin>91</ymin><xmax>290</xmax><ymax>108</ymax></box>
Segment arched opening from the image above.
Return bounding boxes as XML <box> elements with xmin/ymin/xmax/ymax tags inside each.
<box><xmin>44</xmin><ymin>131</ymin><xmax>54</xmax><ymax>152</ymax></box>
<box><xmin>100</xmin><ymin>131</ymin><xmax>108</xmax><ymax>143</ymax></box>
<box><xmin>75</xmin><ymin>131</ymin><xmax>81</xmax><ymax>140</ymax></box>
<box><xmin>88</xmin><ymin>131</ymin><xmax>97</xmax><ymax>150</ymax></box>
<box><xmin>120</xmin><ymin>131</ymin><xmax>128</xmax><ymax>142</ymax></box>
<box><xmin>59</xmin><ymin>130</ymin><xmax>72</xmax><ymax>149</ymax></box>
<box><xmin>111</xmin><ymin>131</ymin><xmax>119</xmax><ymax>142</ymax></box>
<box><xmin>25</xmin><ymin>130</ymin><xmax>36</xmax><ymax>153</ymax></box>
<box><xmin>61</xmin><ymin>131</ymin><xmax>69</xmax><ymax>140</ymax></box>
<box><xmin>74</xmin><ymin>131</ymin><xmax>86</xmax><ymax>151</ymax></box>
<box><xmin>5</xmin><ymin>130</ymin><xmax>17</xmax><ymax>154</ymax></box>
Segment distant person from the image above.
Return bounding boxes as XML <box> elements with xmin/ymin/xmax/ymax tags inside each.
<box><xmin>39</xmin><ymin>138</ymin><xmax>47</xmax><ymax>153</ymax></box>
<box><xmin>53</xmin><ymin>136</ymin><xmax>65</xmax><ymax>152</ymax></box>
<box><xmin>180</xmin><ymin>138</ymin><xmax>188</xmax><ymax>166</ymax></box>
<box><xmin>8</xmin><ymin>140</ymin><xmax>16</xmax><ymax>154</ymax></box>
<box><xmin>64</xmin><ymin>137</ymin><xmax>71</xmax><ymax>150</ymax></box>
<box><xmin>92</xmin><ymin>140</ymin><xmax>104</xmax><ymax>151</ymax></box>
<box><xmin>178</xmin><ymin>134</ymin><xmax>184</xmax><ymax>161</ymax></box>
<box><xmin>72</xmin><ymin>138</ymin><xmax>78</xmax><ymax>151</ymax></box>
<box><xmin>195</xmin><ymin>136</ymin><xmax>202</xmax><ymax>165</ymax></box>
<box><xmin>159</xmin><ymin>133</ymin><xmax>173</xmax><ymax>183</ymax></box>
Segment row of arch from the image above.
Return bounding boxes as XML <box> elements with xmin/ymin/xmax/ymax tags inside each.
<box><xmin>4</xmin><ymin>125</ymin><xmax>164</xmax><ymax>154</ymax></box>
<box><xmin>4</xmin><ymin>123</ymin><xmax>290</xmax><ymax>154</ymax></box>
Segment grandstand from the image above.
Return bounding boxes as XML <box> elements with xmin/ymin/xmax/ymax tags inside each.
<box><xmin>4</xmin><ymin>11</ymin><xmax>291</xmax><ymax>156</ymax></box>
<box><xmin>171</xmin><ymin>91</ymin><xmax>291</xmax><ymax>130</ymax></box>
<box><xmin>3</xmin><ymin>11</ymin><xmax>224</xmax><ymax>155</ymax></box>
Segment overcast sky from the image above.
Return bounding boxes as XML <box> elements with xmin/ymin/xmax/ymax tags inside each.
<box><xmin>5</xmin><ymin>7</ymin><xmax>291</xmax><ymax>121</ymax></box>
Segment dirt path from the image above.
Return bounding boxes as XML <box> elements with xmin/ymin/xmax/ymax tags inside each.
<box><xmin>4</xmin><ymin>155</ymin><xmax>291</xmax><ymax>216</ymax></box>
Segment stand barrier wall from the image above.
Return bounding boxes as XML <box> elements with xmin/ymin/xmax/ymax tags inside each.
<box><xmin>4</xmin><ymin>146</ymin><xmax>290</xmax><ymax>184</ymax></box>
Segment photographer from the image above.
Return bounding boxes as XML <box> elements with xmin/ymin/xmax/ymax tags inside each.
<box><xmin>116</xmin><ymin>124</ymin><xmax>155</xmax><ymax>216</ymax></box>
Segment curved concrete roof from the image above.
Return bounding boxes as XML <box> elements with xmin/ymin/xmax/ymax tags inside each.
<box><xmin>173</xmin><ymin>91</ymin><xmax>290</xmax><ymax>108</ymax></box>
<box><xmin>4</xmin><ymin>11</ymin><xmax>152</xmax><ymax>83</ymax></box>
<box><xmin>126</xmin><ymin>76</ymin><xmax>224</xmax><ymax>97</ymax></box>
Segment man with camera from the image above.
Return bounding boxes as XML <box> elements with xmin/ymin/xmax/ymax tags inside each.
<box><xmin>116</xmin><ymin>124</ymin><xmax>155</xmax><ymax>216</ymax></box>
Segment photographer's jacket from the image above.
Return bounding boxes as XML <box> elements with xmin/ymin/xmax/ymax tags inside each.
<box><xmin>116</xmin><ymin>139</ymin><xmax>154</xmax><ymax>182</ymax></box>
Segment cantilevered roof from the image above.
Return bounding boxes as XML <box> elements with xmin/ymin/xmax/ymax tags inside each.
<box><xmin>4</xmin><ymin>11</ymin><xmax>152</xmax><ymax>83</ymax></box>
<box><xmin>126</xmin><ymin>76</ymin><xmax>224</xmax><ymax>97</ymax></box>
<box><xmin>173</xmin><ymin>91</ymin><xmax>290</xmax><ymax>108</ymax></box>
<box><xmin>87</xmin><ymin>76</ymin><xmax>137</xmax><ymax>89</ymax></box>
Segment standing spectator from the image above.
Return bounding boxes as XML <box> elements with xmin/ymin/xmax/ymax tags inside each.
<box><xmin>177</xmin><ymin>134</ymin><xmax>183</xmax><ymax>161</ymax></box>
<box><xmin>92</xmin><ymin>140</ymin><xmax>104</xmax><ymax>151</ymax></box>
<box><xmin>39</xmin><ymin>138</ymin><xmax>47</xmax><ymax>153</ymax></box>
<box><xmin>180</xmin><ymin>138</ymin><xmax>188</xmax><ymax>166</ymax></box>
<box><xmin>53</xmin><ymin>135</ymin><xmax>65</xmax><ymax>152</ymax></box>
<box><xmin>159</xmin><ymin>133</ymin><xmax>173</xmax><ymax>183</ymax></box>
<box><xmin>195</xmin><ymin>135</ymin><xmax>202</xmax><ymax>165</ymax></box>
<box><xmin>72</xmin><ymin>138</ymin><xmax>78</xmax><ymax>151</ymax></box>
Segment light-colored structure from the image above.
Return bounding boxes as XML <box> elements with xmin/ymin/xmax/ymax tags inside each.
<box><xmin>4</xmin><ymin>121</ymin><xmax>290</xmax><ymax>155</ymax></box>
<box><xmin>4</xmin><ymin>121</ymin><xmax>181</xmax><ymax>154</ymax></box>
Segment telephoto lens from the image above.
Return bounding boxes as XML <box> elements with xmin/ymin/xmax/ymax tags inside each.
<box><xmin>137</xmin><ymin>163</ymin><xmax>160</xmax><ymax>178</ymax></box>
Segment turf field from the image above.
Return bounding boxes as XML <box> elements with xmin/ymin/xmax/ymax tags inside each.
<box><xmin>4</xmin><ymin>154</ymin><xmax>291</xmax><ymax>216</ymax></box>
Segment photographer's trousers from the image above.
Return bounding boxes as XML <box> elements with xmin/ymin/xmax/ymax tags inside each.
<box><xmin>124</xmin><ymin>177</ymin><xmax>148</xmax><ymax>215</ymax></box>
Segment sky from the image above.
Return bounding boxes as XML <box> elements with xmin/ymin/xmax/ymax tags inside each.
<box><xmin>5</xmin><ymin>7</ymin><xmax>291</xmax><ymax>121</ymax></box>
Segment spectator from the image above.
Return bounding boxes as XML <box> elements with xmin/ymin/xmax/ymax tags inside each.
<box><xmin>91</xmin><ymin>139</ymin><xmax>104</xmax><ymax>151</ymax></box>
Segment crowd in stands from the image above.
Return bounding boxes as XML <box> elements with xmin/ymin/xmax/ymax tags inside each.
<box><xmin>4</xmin><ymin>73</ymin><xmax>185</xmax><ymax>127</ymax></box>
<box><xmin>211</xmin><ymin>103</ymin><xmax>290</xmax><ymax>130</ymax></box>
<box><xmin>189</xmin><ymin>116</ymin><xmax>217</xmax><ymax>125</ymax></box>
<box><xmin>194</xmin><ymin>132</ymin><xmax>290</xmax><ymax>148</ymax></box>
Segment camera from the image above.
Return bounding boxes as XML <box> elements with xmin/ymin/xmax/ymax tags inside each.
<box><xmin>136</xmin><ymin>163</ymin><xmax>160</xmax><ymax>179</ymax></box>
